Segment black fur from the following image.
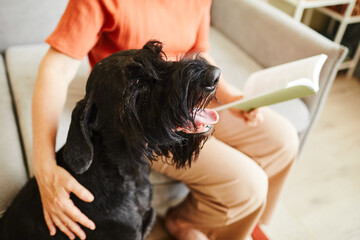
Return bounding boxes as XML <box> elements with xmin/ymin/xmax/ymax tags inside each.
<box><xmin>0</xmin><ymin>41</ymin><xmax>219</xmax><ymax>239</ymax></box>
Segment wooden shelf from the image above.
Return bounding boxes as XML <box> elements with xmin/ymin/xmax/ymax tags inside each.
<box><xmin>318</xmin><ymin>6</ymin><xmax>360</xmax><ymax>23</ymax></box>
<box><xmin>282</xmin><ymin>0</ymin><xmax>353</xmax><ymax>8</ymax></box>
<box><xmin>339</xmin><ymin>59</ymin><xmax>354</xmax><ymax>70</ymax></box>
<box><xmin>271</xmin><ymin>0</ymin><xmax>360</xmax><ymax>77</ymax></box>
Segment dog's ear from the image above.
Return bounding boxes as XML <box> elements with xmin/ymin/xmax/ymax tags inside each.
<box><xmin>143</xmin><ymin>41</ymin><xmax>164</xmax><ymax>56</ymax></box>
<box><xmin>63</xmin><ymin>94</ymin><xmax>96</xmax><ymax>174</ymax></box>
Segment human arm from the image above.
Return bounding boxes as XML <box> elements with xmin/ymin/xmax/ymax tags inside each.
<box><xmin>32</xmin><ymin>47</ymin><xmax>95</xmax><ymax>239</ymax></box>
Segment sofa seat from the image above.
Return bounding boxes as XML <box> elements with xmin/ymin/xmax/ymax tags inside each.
<box><xmin>0</xmin><ymin>55</ymin><xmax>27</xmax><ymax>217</ymax></box>
<box><xmin>5</xmin><ymin>27</ymin><xmax>310</xmax><ymax>210</ymax></box>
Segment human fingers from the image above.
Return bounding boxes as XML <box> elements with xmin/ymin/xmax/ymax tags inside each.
<box><xmin>229</xmin><ymin>108</ymin><xmax>263</xmax><ymax>126</ymax></box>
<box><xmin>61</xmin><ymin>172</ymin><xmax>96</xmax><ymax>230</ymax></box>
<box><xmin>43</xmin><ymin>209</ymin><xmax>56</xmax><ymax>236</ymax></box>
<box><xmin>37</xmin><ymin>166</ymin><xmax>94</xmax><ymax>237</ymax></box>
<box><xmin>243</xmin><ymin>109</ymin><xmax>264</xmax><ymax>126</ymax></box>
<box><xmin>37</xmin><ymin>172</ymin><xmax>66</xmax><ymax>236</ymax></box>
<box><xmin>62</xmin><ymin>171</ymin><xmax>94</xmax><ymax>203</ymax></box>
<box><xmin>51</xmin><ymin>215</ymin><xmax>76</xmax><ymax>240</ymax></box>
<box><xmin>57</xmin><ymin>210</ymin><xmax>87</xmax><ymax>240</ymax></box>
<box><xmin>51</xmin><ymin>185</ymin><xmax>95</xmax><ymax>239</ymax></box>
<box><xmin>48</xmin><ymin>188</ymin><xmax>83</xmax><ymax>239</ymax></box>
<box><xmin>62</xmin><ymin>199</ymin><xmax>96</xmax><ymax>231</ymax></box>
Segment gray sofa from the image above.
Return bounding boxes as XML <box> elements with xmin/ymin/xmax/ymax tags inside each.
<box><xmin>0</xmin><ymin>0</ymin><xmax>346</xmax><ymax>219</ymax></box>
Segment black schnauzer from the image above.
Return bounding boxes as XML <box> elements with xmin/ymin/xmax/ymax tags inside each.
<box><xmin>0</xmin><ymin>41</ymin><xmax>220</xmax><ymax>240</ymax></box>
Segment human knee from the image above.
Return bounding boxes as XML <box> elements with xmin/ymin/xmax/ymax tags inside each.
<box><xmin>264</xmin><ymin>114</ymin><xmax>299</xmax><ymax>172</ymax></box>
<box><xmin>241</xmin><ymin>166</ymin><xmax>268</xmax><ymax>208</ymax></box>
<box><xmin>219</xmin><ymin>165</ymin><xmax>268</xmax><ymax>220</ymax></box>
<box><xmin>277</xmin><ymin>121</ymin><xmax>299</xmax><ymax>167</ymax></box>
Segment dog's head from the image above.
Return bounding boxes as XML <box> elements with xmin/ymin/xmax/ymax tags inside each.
<box><xmin>64</xmin><ymin>41</ymin><xmax>219</xmax><ymax>174</ymax></box>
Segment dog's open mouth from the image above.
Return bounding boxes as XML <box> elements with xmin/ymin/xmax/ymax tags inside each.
<box><xmin>176</xmin><ymin>108</ymin><xmax>219</xmax><ymax>134</ymax></box>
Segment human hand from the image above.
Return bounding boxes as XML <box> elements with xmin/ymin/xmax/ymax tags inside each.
<box><xmin>228</xmin><ymin>96</ymin><xmax>264</xmax><ymax>127</ymax></box>
<box><xmin>35</xmin><ymin>164</ymin><xmax>95</xmax><ymax>239</ymax></box>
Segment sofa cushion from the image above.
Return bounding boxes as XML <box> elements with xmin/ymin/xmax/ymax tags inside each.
<box><xmin>209</xmin><ymin>27</ymin><xmax>310</xmax><ymax>133</ymax></box>
<box><xmin>0</xmin><ymin>55</ymin><xmax>28</xmax><ymax>217</ymax></box>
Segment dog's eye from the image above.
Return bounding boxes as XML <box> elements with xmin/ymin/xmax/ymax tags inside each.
<box><xmin>134</xmin><ymin>76</ymin><xmax>151</xmax><ymax>85</ymax></box>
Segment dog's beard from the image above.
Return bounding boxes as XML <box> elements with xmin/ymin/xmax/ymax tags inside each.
<box><xmin>160</xmin><ymin>88</ymin><xmax>218</xmax><ymax>168</ymax></box>
<box><xmin>174</xmin><ymin>128</ymin><xmax>213</xmax><ymax>168</ymax></box>
<box><xmin>146</xmin><ymin>107</ymin><xmax>217</xmax><ymax>169</ymax></box>
<box><xmin>156</xmin><ymin>128</ymin><xmax>212</xmax><ymax>169</ymax></box>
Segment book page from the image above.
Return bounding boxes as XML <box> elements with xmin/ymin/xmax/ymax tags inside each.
<box><xmin>243</xmin><ymin>54</ymin><xmax>327</xmax><ymax>99</ymax></box>
<box><xmin>214</xmin><ymin>54</ymin><xmax>328</xmax><ymax>112</ymax></box>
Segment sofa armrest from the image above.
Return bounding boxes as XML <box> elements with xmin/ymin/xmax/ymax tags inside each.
<box><xmin>0</xmin><ymin>0</ymin><xmax>68</xmax><ymax>52</ymax></box>
<box><xmin>211</xmin><ymin>0</ymin><xmax>347</xmax><ymax>151</ymax></box>
<box><xmin>0</xmin><ymin>54</ymin><xmax>28</xmax><ymax>216</ymax></box>
<box><xmin>211</xmin><ymin>0</ymin><xmax>346</xmax><ymax>68</ymax></box>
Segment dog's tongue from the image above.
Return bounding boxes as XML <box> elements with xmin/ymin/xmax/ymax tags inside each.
<box><xmin>176</xmin><ymin>108</ymin><xmax>219</xmax><ymax>133</ymax></box>
<box><xmin>194</xmin><ymin>108</ymin><xmax>219</xmax><ymax>126</ymax></box>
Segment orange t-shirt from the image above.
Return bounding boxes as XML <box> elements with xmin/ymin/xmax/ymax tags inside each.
<box><xmin>46</xmin><ymin>0</ymin><xmax>211</xmax><ymax>67</ymax></box>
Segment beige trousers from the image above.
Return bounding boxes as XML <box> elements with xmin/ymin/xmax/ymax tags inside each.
<box><xmin>151</xmin><ymin>107</ymin><xmax>299</xmax><ymax>239</ymax></box>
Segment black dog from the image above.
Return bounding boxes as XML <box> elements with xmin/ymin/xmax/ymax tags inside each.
<box><xmin>0</xmin><ymin>41</ymin><xmax>219</xmax><ymax>240</ymax></box>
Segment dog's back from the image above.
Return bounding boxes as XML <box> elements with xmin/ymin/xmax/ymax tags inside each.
<box><xmin>0</xmin><ymin>181</ymin><xmax>147</xmax><ymax>240</ymax></box>
<box><xmin>0</xmin><ymin>145</ymin><xmax>154</xmax><ymax>240</ymax></box>
<box><xmin>0</xmin><ymin>178</ymin><xmax>51</xmax><ymax>239</ymax></box>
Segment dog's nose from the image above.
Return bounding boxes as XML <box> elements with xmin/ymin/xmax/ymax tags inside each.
<box><xmin>205</xmin><ymin>67</ymin><xmax>220</xmax><ymax>90</ymax></box>
<box><xmin>212</xmin><ymin>67</ymin><xmax>221</xmax><ymax>83</ymax></box>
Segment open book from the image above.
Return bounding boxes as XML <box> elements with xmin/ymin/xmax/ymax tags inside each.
<box><xmin>214</xmin><ymin>54</ymin><xmax>328</xmax><ymax>112</ymax></box>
